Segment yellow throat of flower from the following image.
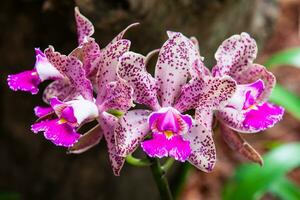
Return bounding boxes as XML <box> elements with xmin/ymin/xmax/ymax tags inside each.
<box><xmin>164</xmin><ymin>130</ymin><xmax>174</xmax><ymax>139</ymax></box>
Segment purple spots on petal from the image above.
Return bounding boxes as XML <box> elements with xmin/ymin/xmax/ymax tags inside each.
<box><xmin>114</xmin><ymin>110</ymin><xmax>151</xmax><ymax>157</ymax></box>
<box><xmin>42</xmin><ymin>79</ymin><xmax>79</xmax><ymax>103</ymax></box>
<box><xmin>96</xmin><ymin>39</ymin><xmax>131</xmax><ymax>100</ymax></box>
<box><xmin>98</xmin><ymin>112</ymin><xmax>125</xmax><ymax>176</ymax></box>
<box><xmin>184</xmin><ymin>121</ymin><xmax>216</xmax><ymax>172</ymax></box>
<box><xmin>7</xmin><ymin>69</ymin><xmax>41</xmax><ymax>94</ymax></box>
<box><xmin>74</xmin><ymin>7</ymin><xmax>94</xmax><ymax>45</ymax></box>
<box><xmin>213</xmin><ymin>32</ymin><xmax>258</xmax><ymax>77</ymax></box>
<box><xmin>45</xmin><ymin>46</ymin><xmax>93</xmax><ymax>101</ymax></box>
<box><xmin>118</xmin><ymin>51</ymin><xmax>160</xmax><ymax>110</ymax></box>
<box><xmin>98</xmin><ymin>79</ymin><xmax>133</xmax><ymax>112</ymax></box>
<box><xmin>175</xmin><ymin>76</ymin><xmax>237</xmax><ymax>112</ymax></box>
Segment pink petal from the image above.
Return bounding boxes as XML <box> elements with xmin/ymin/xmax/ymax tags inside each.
<box><xmin>149</xmin><ymin>107</ymin><xmax>192</xmax><ymax>135</ymax></box>
<box><xmin>141</xmin><ymin>133</ymin><xmax>191</xmax><ymax>161</ymax></box>
<box><xmin>174</xmin><ymin>76</ymin><xmax>236</xmax><ymax>112</ymax></box>
<box><xmin>31</xmin><ymin>119</ymin><xmax>80</xmax><ymax>147</ymax></box>
<box><xmin>195</xmin><ymin>108</ymin><xmax>213</xmax><ymax>131</ymax></box>
<box><xmin>118</xmin><ymin>51</ymin><xmax>160</xmax><ymax>110</ymax></box>
<box><xmin>114</xmin><ymin>109</ymin><xmax>151</xmax><ymax>157</ymax></box>
<box><xmin>70</xmin><ymin>37</ymin><xmax>101</xmax><ymax>77</ymax></box>
<box><xmin>42</xmin><ymin>79</ymin><xmax>79</xmax><ymax>103</ymax></box>
<box><xmin>225</xmin><ymin>79</ymin><xmax>265</xmax><ymax>111</ymax></box>
<box><xmin>34</xmin><ymin>106</ymin><xmax>53</xmax><ymax>118</ymax></box>
<box><xmin>45</xmin><ymin>46</ymin><xmax>93</xmax><ymax>101</ymax></box>
<box><xmin>155</xmin><ymin>32</ymin><xmax>200</xmax><ymax>106</ymax></box>
<box><xmin>212</xmin><ymin>32</ymin><xmax>257</xmax><ymax>77</ymax></box>
<box><xmin>7</xmin><ymin>69</ymin><xmax>41</xmax><ymax>94</ymax></box>
<box><xmin>217</xmin><ymin>102</ymin><xmax>284</xmax><ymax>133</ymax></box>
<box><xmin>97</xmin><ymin>79</ymin><xmax>134</xmax><ymax>112</ymax></box>
<box><xmin>234</xmin><ymin>64</ymin><xmax>275</xmax><ymax>102</ymax></box>
<box><xmin>34</xmin><ymin>48</ymin><xmax>63</xmax><ymax>81</ymax></box>
<box><xmin>96</xmin><ymin>39</ymin><xmax>131</xmax><ymax>99</ymax></box>
<box><xmin>74</xmin><ymin>7</ymin><xmax>94</xmax><ymax>45</ymax></box>
<box><xmin>243</xmin><ymin>102</ymin><xmax>284</xmax><ymax>131</ymax></box>
<box><xmin>50</xmin><ymin>97</ymin><xmax>98</xmax><ymax>125</ymax></box>
<box><xmin>98</xmin><ymin>112</ymin><xmax>125</xmax><ymax>176</ymax></box>
<box><xmin>183</xmin><ymin>121</ymin><xmax>216</xmax><ymax>172</ymax></box>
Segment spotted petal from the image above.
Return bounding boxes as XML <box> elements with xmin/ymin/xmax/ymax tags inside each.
<box><xmin>96</xmin><ymin>39</ymin><xmax>131</xmax><ymax>100</ymax></box>
<box><xmin>45</xmin><ymin>46</ymin><xmax>93</xmax><ymax>101</ymax></box>
<box><xmin>118</xmin><ymin>51</ymin><xmax>160</xmax><ymax>110</ymax></box>
<box><xmin>183</xmin><ymin>120</ymin><xmax>216</xmax><ymax>172</ymax></box>
<box><xmin>97</xmin><ymin>79</ymin><xmax>134</xmax><ymax>112</ymax></box>
<box><xmin>195</xmin><ymin>108</ymin><xmax>214</xmax><ymax>131</ymax></box>
<box><xmin>98</xmin><ymin>112</ymin><xmax>125</xmax><ymax>176</ymax></box>
<box><xmin>174</xmin><ymin>75</ymin><xmax>236</xmax><ymax>112</ymax></box>
<box><xmin>31</xmin><ymin>119</ymin><xmax>80</xmax><ymax>147</ymax></box>
<box><xmin>212</xmin><ymin>32</ymin><xmax>257</xmax><ymax>77</ymax></box>
<box><xmin>155</xmin><ymin>32</ymin><xmax>200</xmax><ymax>106</ymax></box>
<box><xmin>74</xmin><ymin>7</ymin><xmax>94</xmax><ymax>45</ymax></box>
<box><xmin>69</xmin><ymin>37</ymin><xmax>101</xmax><ymax>77</ymax></box>
<box><xmin>114</xmin><ymin>109</ymin><xmax>151</xmax><ymax>157</ymax></box>
<box><xmin>43</xmin><ymin>79</ymin><xmax>79</xmax><ymax>103</ymax></box>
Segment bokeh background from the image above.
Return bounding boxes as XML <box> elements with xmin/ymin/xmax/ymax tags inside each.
<box><xmin>1</xmin><ymin>0</ymin><xmax>300</xmax><ymax>199</ymax></box>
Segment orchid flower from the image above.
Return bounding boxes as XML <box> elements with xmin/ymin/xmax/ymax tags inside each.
<box><xmin>211</xmin><ymin>33</ymin><xmax>284</xmax><ymax>133</ymax></box>
<box><xmin>31</xmin><ymin>43</ymin><xmax>133</xmax><ymax>175</ymax></box>
<box><xmin>114</xmin><ymin>32</ymin><xmax>237</xmax><ymax>172</ymax></box>
<box><xmin>188</xmin><ymin>33</ymin><xmax>284</xmax><ymax>164</ymax></box>
<box><xmin>8</xmin><ymin>7</ymin><xmax>138</xmax><ymax>175</ymax></box>
<box><xmin>7</xmin><ymin>48</ymin><xmax>63</xmax><ymax>94</ymax></box>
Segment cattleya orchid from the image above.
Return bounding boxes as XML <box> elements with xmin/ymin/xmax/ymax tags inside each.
<box><xmin>212</xmin><ymin>33</ymin><xmax>284</xmax><ymax>133</ymax></box>
<box><xmin>7</xmin><ymin>7</ymin><xmax>136</xmax><ymax>175</ymax></box>
<box><xmin>189</xmin><ymin>33</ymin><xmax>284</xmax><ymax>163</ymax></box>
<box><xmin>6</xmin><ymin>6</ymin><xmax>284</xmax><ymax>182</ymax></box>
<box><xmin>114</xmin><ymin>32</ymin><xmax>237</xmax><ymax>171</ymax></box>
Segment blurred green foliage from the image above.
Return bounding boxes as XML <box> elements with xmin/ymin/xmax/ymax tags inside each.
<box><xmin>264</xmin><ymin>48</ymin><xmax>300</xmax><ymax>120</ymax></box>
<box><xmin>222</xmin><ymin>143</ymin><xmax>300</xmax><ymax>200</ymax></box>
<box><xmin>0</xmin><ymin>192</ymin><xmax>20</xmax><ymax>200</ymax></box>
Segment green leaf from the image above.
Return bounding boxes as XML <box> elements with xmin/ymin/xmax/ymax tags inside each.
<box><xmin>270</xmin><ymin>84</ymin><xmax>300</xmax><ymax>120</ymax></box>
<box><xmin>222</xmin><ymin>143</ymin><xmax>300</xmax><ymax>200</ymax></box>
<box><xmin>269</xmin><ymin>177</ymin><xmax>300</xmax><ymax>200</ymax></box>
<box><xmin>264</xmin><ymin>47</ymin><xmax>300</xmax><ymax>69</ymax></box>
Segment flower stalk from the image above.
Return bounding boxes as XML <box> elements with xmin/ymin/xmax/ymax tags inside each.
<box><xmin>149</xmin><ymin>157</ymin><xmax>174</xmax><ymax>200</ymax></box>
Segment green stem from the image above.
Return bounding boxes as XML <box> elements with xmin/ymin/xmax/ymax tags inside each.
<box><xmin>161</xmin><ymin>158</ymin><xmax>175</xmax><ymax>173</ymax></box>
<box><xmin>149</xmin><ymin>157</ymin><xmax>174</xmax><ymax>200</ymax></box>
<box><xmin>171</xmin><ymin>163</ymin><xmax>192</xmax><ymax>199</ymax></box>
<box><xmin>125</xmin><ymin>154</ymin><xmax>151</xmax><ymax>167</ymax></box>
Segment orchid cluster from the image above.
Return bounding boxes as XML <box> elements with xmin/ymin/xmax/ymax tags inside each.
<box><xmin>7</xmin><ymin>7</ymin><xmax>284</xmax><ymax>176</ymax></box>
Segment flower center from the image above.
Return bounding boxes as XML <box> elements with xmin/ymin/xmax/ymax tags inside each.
<box><xmin>148</xmin><ymin>107</ymin><xmax>193</xmax><ymax>137</ymax></box>
<box><xmin>164</xmin><ymin>130</ymin><xmax>174</xmax><ymax>139</ymax></box>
